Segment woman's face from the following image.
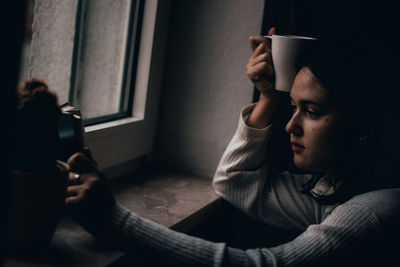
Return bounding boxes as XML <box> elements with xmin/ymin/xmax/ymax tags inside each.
<box><xmin>285</xmin><ymin>67</ymin><xmax>354</xmax><ymax>175</ymax></box>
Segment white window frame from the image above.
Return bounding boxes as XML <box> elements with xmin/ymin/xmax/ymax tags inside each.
<box><xmin>86</xmin><ymin>0</ymin><xmax>169</xmax><ymax>175</ymax></box>
<box><xmin>29</xmin><ymin>0</ymin><xmax>169</xmax><ymax>177</ymax></box>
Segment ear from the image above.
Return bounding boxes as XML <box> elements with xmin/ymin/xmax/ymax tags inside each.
<box><xmin>358</xmin><ymin>114</ymin><xmax>378</xmax><ymax>144</ymax></box>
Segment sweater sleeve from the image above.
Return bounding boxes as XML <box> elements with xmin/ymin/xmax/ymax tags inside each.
<box><xmin>212</xmin><ymin>104</ymin><xmax>274</xmax><ymax>213</ymax></box>
<box><xmin>213</xmin><ymin>105</ymin><xmax>325</xmax><ymax>231</ymax></box>
<box><xmin>107</xmin><ymin>203</ymin><xmax>278</xmax><ymax>267</ymax></box>
<box><xmin>268</xmin><ymin>188</ymin><xmax>400</xmax><ymax>266</ymax></box>
<box><xmin>106</xmin><ymin>189</ymin><xmax>400</xmax><ymax>267</ymax></box>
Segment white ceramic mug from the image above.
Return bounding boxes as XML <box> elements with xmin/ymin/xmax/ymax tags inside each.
<box><xmin>265</xmin><ymin>35</ymin><xmax>317</xmax><ymax>92</ymax></box>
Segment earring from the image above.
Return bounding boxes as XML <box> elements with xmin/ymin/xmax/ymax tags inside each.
<box><xmin>359</xmin><ymin>136</ymin><xmax>368</xmax><ymax>143</ymax></box>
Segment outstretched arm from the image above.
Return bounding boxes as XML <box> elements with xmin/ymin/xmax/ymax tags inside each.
<box><xmin>65</xmin><ymin>152</ymin><xmax>400</xmax><ymax>266</ymax></box>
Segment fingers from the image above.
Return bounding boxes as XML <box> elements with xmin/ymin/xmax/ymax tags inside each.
<box><xmin>247</xmin><ymin>62</ymin><xmax>274</xmax><ymax>84</ymax></box>
<box><xmin>250</xmin><ymin>41</ymin><xmax>271</xmax><ymax>61</ymax></box>
<box><xmin>267</xmin><ymin>26</ymin><xmax>276</xmax><ymax>36</ymax></box>
<box><xmin>66</xmin><ymin>184</ymin><xmax>80</xmax><ymax>197</ymax></box>
<box><xmin>250</xmin><ymin>35</ymin><xmax>269</xmax><ymax>52</ymax></box>
<box><xmin>247</xmin><ymin>28</ymin><xmax>276</xmax><ymax>94</ymax></box>
<box><xmin>68</xmin><ymin>172</ymin><xmax>85</xmax><ymax>185</ymax></box>
<box><xmin>65</xmin><ymin>195</ymin><xmax>81</xmax><ymax>206</ymax></box>
<box><xmin>66</xmin><ymin>183</ymin><xmax>88</xmax><ymax>205</ymax></box>
<box><xmin>248</xmin><ymin>61</ymin><xmax>274</xmax><ymax>81</ymax></box>
<box><xmin>83</xmin><ymin>147</ymin><xmax>98</xmax><ymax>166</ymax></box>
<box><xmin>66</xmin><ymin>185</ymin><xmax>87</xmax><ymax>206</ymax></box>
<box><xmin>66</xmin><ymin>185</ymin><xmax>82</xmax><ymax>205</ymax></box>
<box><xmin>56</xmin><ymin>160</ymin><xmax>70</xmax><ymax>172</ymax></box>
<box><xmin>247</xmin><ymin>43</ymin><xmax>273</xmax><ymax>81</ymax></box>
<box><xmin>252</xmin><ymin>51</ymin><xmax>272</xmax><ymax>65</ymax></box>
<box><xmin>65</xmin><ymin>174</ymin><xmax>116</xmax><ymax>222</ymax></box>
<box><xmin>249</xmin><ymin>26</ymin><xmax>276</xmax><ymax>52</ymax></box>
<box><xmin>68</xmin><ymin>172</ymin><xmax>78</xmax><ymax>185</ymax></box>
<box><xmin>67</xmin><ymin>152</ymin><xmax>98</xmax><ymax>174</ymax></box>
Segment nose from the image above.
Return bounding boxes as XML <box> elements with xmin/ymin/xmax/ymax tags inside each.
<box><xmin>285</xmin><ymin>112</ymin><xmax>303</xmax><ymax>136</ymax></box>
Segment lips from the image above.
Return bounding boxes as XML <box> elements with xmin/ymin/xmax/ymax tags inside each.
<box><xmin>290</xmin><ymin>141</ymin><xmax>305</xmax><ymax>153</ymax></box>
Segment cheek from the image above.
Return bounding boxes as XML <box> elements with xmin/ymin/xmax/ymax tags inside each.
<box><xmin>307</xmin><ymin>119</ymin><xmax>348</xmax><ymax>156</ymax></box>
<box><xmin>296</xmin><ymin>120</ymin><xmax>343</xmax><ymax>171</ymax></box>
<box><xmin>304</xmin><ymin>122</ymin><xmax>331</xmax><ymax>144</ymax></box>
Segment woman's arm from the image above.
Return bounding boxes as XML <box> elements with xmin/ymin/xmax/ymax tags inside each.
<box><xmin>65</xmin><ymin>152</ymin><xmax>400</xmax><ymax>266</ymax></box>
<box><xmin>246</xmin><ymin>28</ymin><xmax>280</xmax><ymax>129</ymax></box>
<box><xmin>107</xmin><ymin>189</ymin><xmax>399</xmax><ymax>267</ymax></box>
<box><xmin>212</xmin><ymin>29</ymin><xmax>285</xmax><ymax>220</ymax></box>
<box><xmin>247</xmin><ymin>92</ymin><xmax>280</xmax><ymax>128</ymax></box>
<box><xmin>106</xmin><ymin>189</ymin><xmax>399</xmax><ymax>266</ymax></box>
<box><xmin>212</xmin><ymin>111</ymin><xmax>321</xmax><ymax>230</ymax></box>
<box><xmin>212</xmin><ymin>104</ymin><xmax>277</xmax><ymax>217</ymax></box>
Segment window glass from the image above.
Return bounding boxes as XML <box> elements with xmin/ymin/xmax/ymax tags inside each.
<box><xmin>70</xmin><ymin>0</ymin><xmax>143</xmax><ymax>125</ymax></box>
<box><xmin>19</xmin><ymin>0</ymin><xmax>35</xmax><ymax>83</ymax></box>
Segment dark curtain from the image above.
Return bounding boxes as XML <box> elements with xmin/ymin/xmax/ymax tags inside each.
<box><xmin>1</xmin><ymin>1</ymin><xmax>28</xmax><ymax>261</ymax></box>
<box><xmin>261</xmin><ymin>0</ymin><xmax>399</xmax><ymax>46</ymax></box>
<box><xmin>256</xmin><ymin>0</ymin><xmax>400</xmax><ymax>172</ymax></box>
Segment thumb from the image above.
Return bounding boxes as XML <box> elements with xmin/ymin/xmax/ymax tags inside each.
<box><xmin>67</xmin><ymin>152</ymin><xmax>98</xmax><ymax>173</ymax></box>
<box><xmin>268</xmin><ymin>27</ymin><xmax>276</xmax><ymax>36</ymax></box>
<box><xmin>83</xmin><ymin>147</ymin><xmax>98</xmax><ymax>166</ymax></box>
<box><xmin>56</xmin><ymin>160</ymin><xmax>70</xmax><ymax>172</ymax></box>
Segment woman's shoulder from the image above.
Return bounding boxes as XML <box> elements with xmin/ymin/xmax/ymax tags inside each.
<box><xmin>348</xmin><ymin>188</ymin><xmax>400</xmax><ymax>207</ymax></box>
<box><xmin>345</xmin><ymin>188</ymin><xmax>400</xmax><ymax>225</ymax></box>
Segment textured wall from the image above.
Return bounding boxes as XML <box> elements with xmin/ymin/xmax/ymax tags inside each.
<box><xmin>29</xmin><ymin>0</ymin><xmax>78</xmax><ymax>104</ymax></box>
<box><xmin>156</xmin><ymin>0</ymin><xmax>265</xmax><ymax>177</ymax></box>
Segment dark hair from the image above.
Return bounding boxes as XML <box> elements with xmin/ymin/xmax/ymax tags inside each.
<box><xmin>308</xmin><ymin>38</ymin><xmax>400</xmax><ymax>190</ymax></box>
<box><xmin>17</xmin><ymin>78</ymin><xmax>60</xmax><ymax>126</ymax></box>
<box><xmin>309</xmin><ymin>38</ymin><xmax>396</xmax><ymax>121</ymax></box>
<box><xmin>13</xmin><ymin>78</ymin><xmax>61</xmax><ymax>171</ymax></box>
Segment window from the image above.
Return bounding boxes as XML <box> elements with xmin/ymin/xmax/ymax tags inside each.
<box><xmin>27</xmin><ymin>0</ymin><xmax>169</xmax><ymax>175</ymax></box>
<box><xmin>70</xmin><ymin>0</ymin><xmax>144</xmax><ymax>126</ymax></box>
<box><xmin>18</xmin><ymin>0</ymin><xmax>34</xmax><ymax>83</ymax></box>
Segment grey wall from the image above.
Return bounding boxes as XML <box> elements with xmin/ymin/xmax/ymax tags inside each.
<box><xmin>155</xmin><ymin>0</ymin><xmax>265</xmax><ymax>178</ymax></box>
<box><xmin>29</xmin><ymin>0</ymin><xmax>78</xmax><ymax>104</ymax></box>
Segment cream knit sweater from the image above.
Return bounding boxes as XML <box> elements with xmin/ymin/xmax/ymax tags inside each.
<box><xmin>104</xmin><ymin>105</ymin><xmax>400</xmax><ymax>266</ymax></box>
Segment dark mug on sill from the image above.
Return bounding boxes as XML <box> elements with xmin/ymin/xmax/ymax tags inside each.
<box><xmin>6</xmin><ymin>170</ymin><xmax>68</xmax><ymax>251</ymax></box>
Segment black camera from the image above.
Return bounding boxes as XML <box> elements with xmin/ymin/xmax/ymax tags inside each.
<box><xmin>57</xmin><ymin>103</ymin><xmax>86</xmax><ymax>162</ymax></box>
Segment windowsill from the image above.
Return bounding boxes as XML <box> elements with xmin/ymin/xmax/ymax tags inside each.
<box><xmin>85</xmin><ymin>116</ymin><xmax>142</xmax><ymax>138</ymax></box>
<box><xmin>110</xmin><ymin>170</ymin><xmax>220</xmax><ymax>232</ymax></box>
<box><xmin>5</xmin><ymin>170</ymin><xmax>220</xmax><ymax>266</ymax></box>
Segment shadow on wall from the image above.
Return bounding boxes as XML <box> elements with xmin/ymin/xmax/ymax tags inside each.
<box><xmin>154</xmin><ymin>0</ymin><xmax>265</xmax><ymax>178</ymax></box>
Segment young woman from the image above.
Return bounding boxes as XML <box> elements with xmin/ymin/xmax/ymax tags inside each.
<box><xmin>65</xmin><ymin>28</ymin><xmax>400</xmax><ymax>266</ymax></box>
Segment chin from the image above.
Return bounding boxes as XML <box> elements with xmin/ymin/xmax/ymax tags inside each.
<box><xmin>293</xmin><ymin>157</ymin><xmax>320</xmax><ymax>172</ymax></box>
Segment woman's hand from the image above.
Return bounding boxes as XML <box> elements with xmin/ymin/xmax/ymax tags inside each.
<box><xmin>246</xmin><ymin>27</ymin><xmax>276</xmax><ymax>95</ymax></box>
<box><xmin>65</xmin><ymin>152</ymin><xmax>116</xmax><ymax>236</ymax></box>
<box><xmin>245</xmin><ymin>27</ymin><xmax>280</xmax><ymax>129</ymax></box>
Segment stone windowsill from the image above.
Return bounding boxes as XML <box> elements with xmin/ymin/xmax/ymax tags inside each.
<box><xmin>5</xmin><ymin>170</ymin><xmax>220</xmax><ymax>267</ymax></box>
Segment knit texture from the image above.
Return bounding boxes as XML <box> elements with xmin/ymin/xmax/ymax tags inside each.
<box><xmin>213</xmin><ymin>104</ymin><xmax>338</xmax><ymax>230</ymax></box>
<box><xmin>98</xmin><ymin>104</ymin><xmax>400</xmax><ymax>266</ymax></box>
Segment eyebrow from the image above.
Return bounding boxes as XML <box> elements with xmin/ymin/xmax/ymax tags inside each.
<box><xmin>290</xmin><ymin>97</ymin><xmax>327</xmax><ymax>109</ymax></box>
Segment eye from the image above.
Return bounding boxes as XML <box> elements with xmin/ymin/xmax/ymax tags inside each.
<box><xmin>305</xmin><ymin>108</ymin><xmax>323</xmax><ymax>118</ymax></box>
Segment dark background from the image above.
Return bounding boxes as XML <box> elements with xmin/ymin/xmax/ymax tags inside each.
<box><xmin>256</xmin><ymin>0</ymin><xmax>400</xmax><ymax>173</ymax></box>
<box><xmin>1</xmin><ymin>0</ymin><xmax>28</xmax><ymax>263</ymax></box>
